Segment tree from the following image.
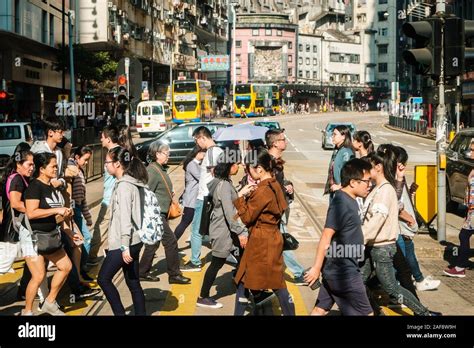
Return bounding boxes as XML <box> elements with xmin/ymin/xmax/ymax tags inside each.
<box><xmin>55</xmin><ymin>45</ymin><xmax>118</xmax><ymax>99</ymax></box>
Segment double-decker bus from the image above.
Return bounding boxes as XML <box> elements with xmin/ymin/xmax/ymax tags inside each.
<box><xmin>271</xmin><ymin>84</ymin><xmax>280</xmax><ymax>115</ymax></box>
<box><xmin>172</xmin><ymin>79</ymin><xmax>213</xmax><ymax>123</ymax></box>
<box><xmin>234</xmin><ymin>83</ymin><xmax>255</xmax><ymax>117</ymax></box>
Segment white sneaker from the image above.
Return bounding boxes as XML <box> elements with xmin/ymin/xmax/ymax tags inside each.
<box><xmin>416</xmin><ymin>276</ymin><xmax>441</xmax><ymax>291</ymax></box>
<box><xmin>39</xmin><ymin>300</ymin><xmax>66</xmax><ymax>316</ymax></box>
<box><xmin>226</xmin><ymin>254</ymin><xmax>238</xmax><ymax>264</ymax></box>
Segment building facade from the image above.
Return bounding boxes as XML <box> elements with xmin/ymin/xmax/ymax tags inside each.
<box><xmin>0</xmin><ymin>0</ymin><xmax>73</xmax><ymax>122</ymax></box>
<box><xmin>233</xmin><ymin>13</ymin><xmax>297</xmax><ymax>84</ymax></box>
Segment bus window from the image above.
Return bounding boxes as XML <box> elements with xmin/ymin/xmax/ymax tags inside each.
<box><xmin>235</xmin><ymin>84</ymin><xmax>251</xmax><ymax>94</ymax></box>
<box><xmin>175</xmin><ymin>101</ymin><xmax>197</xmax><ymax>112</ymax></box>
<box><xmin>174</xmin><ymin>82</ymin><xmax>197</xmax><ymax>93</ymax></box>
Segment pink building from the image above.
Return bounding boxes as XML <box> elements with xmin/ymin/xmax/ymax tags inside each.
<box><xmin>233</xmin><ymin>13</ymin><xmax>297</xmax><ymax>84</ymax></box>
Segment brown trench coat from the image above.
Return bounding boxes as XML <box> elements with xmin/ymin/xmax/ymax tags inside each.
<box><xmin>233</xmin><ymin>177</ymin><xmax>288</xmax><ymax>290</ymax></box>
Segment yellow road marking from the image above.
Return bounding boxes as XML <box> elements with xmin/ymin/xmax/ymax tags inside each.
<box><xmin>380</xmin><ymin>306</ymin><xmax>414</xmax><ymax>316</ymax></box>
<box><xmin>0</xmin><ymin>260</ymin><xmax>25</xmax><ymax>285</ymax></box>
<box><xmin>269</xmin><ymin>273</ymin><xmax>308</xmax><ymax>315</ymax></box>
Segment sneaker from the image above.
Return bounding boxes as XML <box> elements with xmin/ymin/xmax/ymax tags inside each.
<box><xmin>73</xmin><ymin>288</ymin><xmax>101</xmax><ymax>301</ymax></box>
<box><xmin>443</xmin><ymin>267</ymin><xmax>466</xmax><ymax>278</ymax></box>
<box><xmin>226</xmin><ymin>254</ymin><xmax>238</xmax><ymax>265</ymax></box>
<box><xmin>253</xmin><ymin>290</ymin><xmax>275</xmax><ymax>306</ymax></box>
<box><xmin>39</xmin><ymin>300</ymin><xmax>66</xmax><ymax>316</ymax></box>
<box><xmin>180</xmin><ymin>262</ymin><xmax>202</xmax><ymax>272</ymax></box>
<box><xmin>416</xmin><ymin>276</ymin><xmax>441</xmax><ymax>291</ymax></box>
<box><xmin>293</xmin><ymin>275</ymin><xmax>308</xmax><ymax>286</ymax></box>
<box><xmin>20</xmin><ymin>310</ymin><xmax>34</xmax><ymax>316</ymax></box>
<box><xmin>196</xmin><ymin>297</ymin><xmax>223</xmax><ymax>309</ymax></box>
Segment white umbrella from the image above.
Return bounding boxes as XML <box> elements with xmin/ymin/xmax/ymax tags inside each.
<box><xmin>214</xmin><ymin>124</ymin><xmax>269</xmax><ymax>141</ymax></box>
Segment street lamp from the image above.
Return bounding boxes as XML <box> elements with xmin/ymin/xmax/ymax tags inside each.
<box><xmin>230</xmin><ymin>1</ymin><xmax>240</xmax><ymax>109</ymax></box>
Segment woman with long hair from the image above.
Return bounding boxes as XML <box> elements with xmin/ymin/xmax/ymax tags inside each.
<box><xmin>197</xmin><ymin>154</ymin><xmax>248</xmax><ymax>309</ymax></box>
<box><xmin>97</xmin><ymin>146</ymin><xmax>148</xmax><ymax>315</ymax></box>
<box><xmin>352</xmin><ymin>130</ymin><xmax>374</xmax><ymax>158</ymax></box>
<box><xmin>174</xmin><ymin>146</ymin><xmax>206</xmax><ymax>241</ymax></box>
<box><xmin>325</xmin><ymin>125</ymin><xmax>354</xmax><ymax>201</ymax></box>
<box><xmin>233</xmin><ymin>148</ymin><xmax>295</xmax><ymax>316</ymax></box>
<box><xmin>360</xmin><ymin>145</ymin><xmax>433</xmax><ymax>316</ymax></box>
<box><xmin>117</xmin><ymin>124</ymin><xmax>139</xmax><ymax>158</ymax></box>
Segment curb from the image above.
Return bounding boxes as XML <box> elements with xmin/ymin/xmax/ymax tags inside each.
<box><xmin>383</xmin><ymin>123</ymin><xmax>435</xmax><ymax>141</ymax></box>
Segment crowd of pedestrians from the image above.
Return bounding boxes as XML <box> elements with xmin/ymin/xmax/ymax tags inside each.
<box><xmin>2</xmin><ymin>115</ymin><xmax>470</xmax><ymax>317</ymax></box>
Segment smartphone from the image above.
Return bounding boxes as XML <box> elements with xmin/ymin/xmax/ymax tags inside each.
<box><xmin>305</xmin><ymin>268</ymin><xmax>322</xmax><ymax>290</ymax></box>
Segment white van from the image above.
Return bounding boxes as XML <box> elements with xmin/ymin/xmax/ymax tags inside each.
<box><xmin>0</xmin><ymin>122</ymin><xmax>33</xmax><ymax>156</ymax></box>
<box><xmin>136</xmin><ymin>101</ymin><xmax>172</xmax><ymax>137</ymax></box>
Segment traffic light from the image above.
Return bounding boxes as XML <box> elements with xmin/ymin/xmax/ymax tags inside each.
<box><xmin>465</xmin><ymin>20</ymin><xmax>474</xmax><ymax>70</ymax></box>
<box><xmin>117</xmin><ymin>74</ymin><xmax>128</xmax><ymax>106</ymax></box>
<box><xmin>0</xmin><ymin>90</ymin><xmax>15</xmax><ymax>111</ymax></box>
<box><xmin>402</xmin><ymin>18</ymin><xmax>442</xmax><ymax>77</ymax></box>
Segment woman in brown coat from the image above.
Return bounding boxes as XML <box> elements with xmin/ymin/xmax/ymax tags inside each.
<box><xmin>233</xmin><ymin>148</ymin><xmax>295</xmax><ymax>316</ymax></box>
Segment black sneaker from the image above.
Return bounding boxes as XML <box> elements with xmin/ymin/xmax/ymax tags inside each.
<box><xmin>180</xmin><ymin>262</ymin><xmax>202</xmax><ymax>272</ymax></box>
<box><xmin>139</xmin><ymin>274</ymin><xmax>160</xmax><ymax>282</ymax></box>
<box><xmin>196</xmin><ymin>297</ymin><xmax>223</xmax><ymax>309</ymax></box>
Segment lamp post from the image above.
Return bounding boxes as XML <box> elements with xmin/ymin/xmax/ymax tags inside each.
<box><xmin>68</xmin><ymin>10</ymin><xmax>76</xmax><ymax>128</ymax></box>
<box><xmin>230</xmin><ymin>1</ymin><xmax>239</xmax><ymax>111</ymax></box>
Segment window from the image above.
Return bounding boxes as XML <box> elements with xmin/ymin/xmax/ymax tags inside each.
<box><xmin>15</xmin><ymin>0</ymin><xmax>20</xmax><ymax>33</ymax></box>
<box><xmin>350</xmin><ymin>54</ymin><xmax>360</xmax><ymax>64</ymax></box>
<box><xmin>298</xmin><ymin>70</ymin><xmax>303</xmax><ymax>78</ymax></box>
<box><xmin>379</xmin><ymin>28</ymin><xmax>388</xmax><ymax>36</ymax></box>
<box><xmin>298</xmin><ymin>57</ymin><xmax>303</xmax><ymax>65</ymax></box>
<box><xmin>236</xmin><ymin>40</ymin><xmax>241</xmax><ymax>48</ymax></box>
<box><xmin>306</xmin><ymin>58</ymin><xmax>310</xmax><ymax>65</ymax></box>
<box><xmin>379</xmin><ymin>0</ymin><xmax>387</xmax><ymax>3</ymax></box>
<box><xmin>49</xmin><ymin>14</ymin><xmax>55</xmax><ymax>46</ymax></box>
<box><xmin>313</xmin><ymin>58</ymin><xmax>317</xmax><ymax>65</ymax></box>
<box><xmin>306</xmin><ymin>44</ymin><xmax>310</xmax><ymax>52</ymax></box>
<box><xmin>306</xmin><ymin>71</ymin><xmax>310</xmax><ymax>78</ymax></box>
<box><xmin>0</xmin><ymin>126</ymin><xmax>21</xmax><ymax>140</ymax></box>
<box><xmin>357</xmin><ymin>13</ymin><xmax>367</xmax><ymax>23</ymax></box>
<box><xmin>299</xmin><ymin>44</ymin><xmax>303</xmax><ymax>52</ymax></box>
<box><xmin>265</xmin><ymin>29</ymin><xmax>272</xmax><ymax>36</ymax></box>
<box><xmin>313</xmin><ymin>71</ymin><xmax>317</xmax><ymax>79</ymax></box>
<box><xmin>288</xmin><ymin>68</ymin><xmax>292</xmax><ymax>76</ymax></box>
<box><xmin>378</xmin><ymin>44</ymin><xmax>388</xmax><ymax>55</ymax></box>
<box><xmin>42</xmin><ymin>11</ymin><xmax>48</xmax><ymax>44</ymax></box>
<box><xmin>313</xmin><ymin>45</ymin><xmax>317</xmax><ymax>53</ymax></box>
<box><xmin>378</xmin><ymin>63</ymin><xmax>388</xmax><ymax>72</ymax></box>
<box><xmin>252</xmin><ymin>29</ymin><xmax>259</xmax><ymax>36</ymax></box>
<box><xmin>236</xmin><ymin>54</ymin><xmax>241</xmax><ymax>62</ymax></box>
<box><xmin>288</xmin><ymin>42</ymin><xmax>292</xmax><ymax>49</ymax></box>
<box><xmin>288</xmin><ymin>55</ymin><xmax>292</xmax><ymax>62</ymax></box>
<box><xmin>330</xmin><ymin>53</ymin><xmax>340</xmax><ymax>62</ymax></box>
<box><xmin>167</xmin><ymin>126</ymin><xmax>190</xmax><ymax>142</ymax></box>
<box><xmin>378</xmin><ymin>11</ymin><xmax>387</xmax><ymax>21</ymax></box>
<box><xmin>236</xmin><ymin>67</ymin><xmax>241</xmax><ymax>75</ymax></box>
<box><xmin>276</xmin><ymin>30</ymin><xmax>282</xmax><ymax>36</ymax></box>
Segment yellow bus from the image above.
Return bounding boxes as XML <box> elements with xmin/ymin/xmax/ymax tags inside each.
<box><xmin>234</xmin><ymin>83</ymin><xmax>255</xmax><ymax>117</ymax></box>
<box><xmin>172</xmin><ymin>79</ymin><xmax>213</xmax><ymax>123</ymax></box>
<box><xmin>271</xmin><ymin>84</ymin><xmax>281</xmax><ymax>115</ymax></box>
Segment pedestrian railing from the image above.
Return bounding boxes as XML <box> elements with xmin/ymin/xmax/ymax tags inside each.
<box><xmin>84</xmin><ymin>143</ymin><xmax>106</xmax><ymax>183</ymax></box>
<box><xmin>72</xmin><ymin>127</ymin><xmax>96</xmax><ymax>148</ymax></box>
<box><xmin>389</xmin><ymin>115</ymin><xmax>428</xmax><ymax>135</ymax></box>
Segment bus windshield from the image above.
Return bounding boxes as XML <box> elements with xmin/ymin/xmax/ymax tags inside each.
<box><xmin>175</xmin><ymin>101</ymin><xmax>197</xmax><ymax>111</ymax></box>
<box><xmin>235</xmin><ymin>84</ymin><xmax>251</xmax><ymax>94</ymax></box>
<box><xmin>174</xmin><ymin>82</ymin><xmax>197</xmax><ymax>93</ymax></box>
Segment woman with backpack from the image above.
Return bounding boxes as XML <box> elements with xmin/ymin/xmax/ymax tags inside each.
<box><xmin>97</xmin><ymin>146</ymin><xmax>148</xmax><ymax>315</ymax></box>
<box><xmin>138</xmin><ymin>141</ymin><xmax>191</xmax><ymax>285</ymax></box>
<box><xmin>233</xmin><ymin>148</ymin><xmax>295</xmax><ymax>316</ymax></box>
<box><xmin>196</xmin><ymin>155</ymin><xmax>248</xmax><ymax>309</ymax></box>
<box><xmin>174</xmin><ymin>146</ymin><xmax>206</xmax><ymax>241</ymax></box>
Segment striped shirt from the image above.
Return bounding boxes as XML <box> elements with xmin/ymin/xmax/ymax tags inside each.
<box><xmin>68</xmin><ymin>158</ymin><xmax>92</xmax><ymax>225</ymax></box>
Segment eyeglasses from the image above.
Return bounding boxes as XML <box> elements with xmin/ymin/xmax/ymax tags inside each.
<box><xmin>104</xmin><ymin>160</ymin><xmax>116</xmax><ymax>165</ymax></box>
<box><xmin>357</xmin><ymin>179</ymin><xmax>371</xmax><ymax>186</ymax></box>
<box><xmin>159</xmin><ymin>152</ymin><xmax>170</xmax><ymax>157</ymax></box>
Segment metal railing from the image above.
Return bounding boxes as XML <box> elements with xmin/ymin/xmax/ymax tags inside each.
<box><xmin>389</xmin><ymin>115</ymin><xmax>428</xmax><ymax>135</ymax></box>
<box><xmin>72</xmin><ymin>127</ymin><xmax>96</xmax><ymax>148</ymax></box>
<box><xmin>84</xmin><ymin>144</ymin><xmax>106</xmax><ymax>183</ymax></box>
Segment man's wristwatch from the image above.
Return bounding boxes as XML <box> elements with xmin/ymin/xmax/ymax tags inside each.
<box><xmin>120</xmin><ymin>245</ymin><xmax>129</xmax><ymax>252</ymax></box>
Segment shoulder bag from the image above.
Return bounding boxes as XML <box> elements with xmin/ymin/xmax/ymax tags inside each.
<box><xmin>152</xmin><ymin>164</ymin><xmax>182</xmax><ymax>220</ymax></box>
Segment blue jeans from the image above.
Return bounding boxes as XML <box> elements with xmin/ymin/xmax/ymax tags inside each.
<box><xmin>361</xmin><ymin>244</ymin><xmax>430</xmax><ymax>316</ymax></box>
<box><xmin>396</xmin><ymin>235</ymin><xmax>424</xmax><ymax>282</ymax></box>
<box><xmin>280</xmin><ymin>222</ymin><xmax>305</xmax><ymax>278</ymax></box>
<box><xmin>73</xmin><ymin>205</ymin><xmax>92</xmax><ymax>268</ymax></box>
<box><xmin>190</xmin><ymin>199</ymin><xmax>204</xmax><ymax>266</ymax></box>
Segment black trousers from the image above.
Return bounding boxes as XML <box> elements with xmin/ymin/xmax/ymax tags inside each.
<box><xmin>174</xmin><ymin>207</ymin><xmax>195</xmax><ymax>241</ymax></box>
<box><xmin>139</xmin><ymin>214</ymin><xmax>181</xmax><ymax>278</ymax></box>
<box><xmin>200</xmin><ymin>256</ymin><xmax>226</xmax><ymax>298</ymax></box>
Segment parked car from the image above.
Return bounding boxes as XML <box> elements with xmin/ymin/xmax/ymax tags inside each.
<box><xmin>0</xmin><ymin>122</ymin><xmax>33</xmax><ymax>157</ymax></box>
<box><xmin>136</xmin><ymin>122</ymin><xmax>237</xmax><ymax>165</ymax></box>
<box><xmin>446</xmin><ymin>128</ymin><xmax>474</xmax><ymax>208</ymax></box>
<box><xmin>321</xmin><ymin>122</ymin><xmax>356</xmax><ymax>150</ymax></box>
<box><xmin>254</xmin><ymin>120</ymin><xmax>281</xmax><ymax>130</ymax></box>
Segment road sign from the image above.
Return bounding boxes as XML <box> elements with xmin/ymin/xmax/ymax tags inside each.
<box><xmin>142</xmin><ymin>81</ymin><xmax>148</xmax><ymax>91</ymax></box>
<box><xmin>58</xmin><ymin>94</ymin><xmax>68</xmax><ymax>102</ymax></box>
<box><xmin>411</xmin><ymin>97</ymin><xmax>423</xmax><ymax>104</ymax></box>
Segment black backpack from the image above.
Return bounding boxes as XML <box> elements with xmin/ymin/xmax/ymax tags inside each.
<box><xmin>199</xmin><ymin>180</ymin><xmax>223</xmax><ymax>236</ymax></box>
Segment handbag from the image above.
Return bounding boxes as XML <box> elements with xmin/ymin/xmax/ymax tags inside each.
<box><xmin>282</xmin><ymin>232</ymin><xmax>299</xmax><ymax>251</ymax></box>
<box><xmin>24</xmin><ymin>216</ymin><xmax>63</xmax><ymax>255</ymax></box>
<box><xmin>267</xmin><ymin>184</ymin><xmax>299</xmax><ymax>251</ymax></box>
<box><xmin>151</xmin><ymin>164</ymin><xmax>182</xmax><ymax>220</ymax></box>
<box><xmin>199</xmin><ymin>181</ymin><xmax>224</xmax><ymax>236</ymax></box>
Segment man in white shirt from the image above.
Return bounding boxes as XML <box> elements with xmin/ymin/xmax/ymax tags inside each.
<box><xmin>181</xmin><ymin>126</ymin><xmax>223</xmax><ymax>272</ymax></box>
